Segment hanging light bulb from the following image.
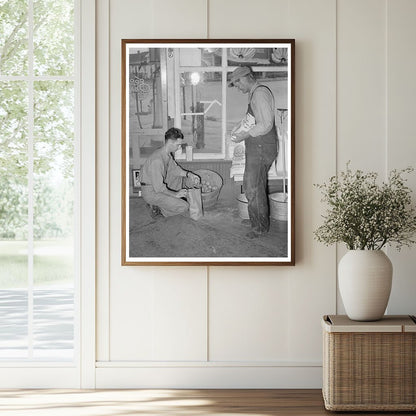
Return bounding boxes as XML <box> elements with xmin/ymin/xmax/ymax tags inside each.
<box><xmin>190</xmin><ymin>72</ymin><xmax>201</xmax><ymax>85</ymax></box>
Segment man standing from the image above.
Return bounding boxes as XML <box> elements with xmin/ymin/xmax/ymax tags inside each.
<box><xmin>229</xmin><ymin>66</ymin><xmax>278</xmax><ymax>238</ymax></box>
<box><xmin>139</xmin><ymin>127</ymin><xmax>200</xmax><ymax>217</ymax></box>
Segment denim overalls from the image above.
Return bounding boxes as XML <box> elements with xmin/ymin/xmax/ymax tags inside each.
<box><xmin>243</xmin><ymin>85</ymin><xmax>278</xmax><ymax>233</ymax></box>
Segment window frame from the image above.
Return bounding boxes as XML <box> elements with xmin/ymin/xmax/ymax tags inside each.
<box><xmin>0</xmin><ymin>0</ymin><xmax>96</xmax><ymax>388</ymax></box>
<box><xmin>173</xmin><ymin>47</ymin><xmax>288</xmax><ymax>161</ymax></box>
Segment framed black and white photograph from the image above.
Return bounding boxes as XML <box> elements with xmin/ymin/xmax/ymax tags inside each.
<box><xmin>122</xmin><ymin>39</ymin><xmax>295</xmax><ymax>265</ymax></box>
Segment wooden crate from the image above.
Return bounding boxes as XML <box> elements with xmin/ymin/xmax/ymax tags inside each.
<box><xmin>322</xmin><ymin>315</ymin><xmax>416</xmax><ymax>411</ymax></box>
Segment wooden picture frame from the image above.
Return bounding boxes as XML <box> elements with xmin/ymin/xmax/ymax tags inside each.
<box><xmin>122</xmin><ymin>39</ymin><xmax>295</xmax><ymax>265</ymax></box>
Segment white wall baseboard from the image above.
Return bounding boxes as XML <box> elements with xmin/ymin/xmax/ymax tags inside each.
<box><xmin>96</xmin><ymin>365</ymin><xmax>323</xmax><ymax>389</ymax></box>
<box><xmin>0</xmin><ymin>367</ymin><xmax>80</xmax><ymax>388</ymax></box>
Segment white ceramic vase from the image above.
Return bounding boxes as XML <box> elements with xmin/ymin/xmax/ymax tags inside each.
<box><xmin>338</xmin><ymin>250</ymin><xmax>393</xmax><ymax>321</ymax></box>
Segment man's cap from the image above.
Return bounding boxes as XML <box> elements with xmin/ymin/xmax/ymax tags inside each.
<box><xmin>228</xmin><ymin>66</ymin><xmax>253</xmax><ymax>87</ymax></box>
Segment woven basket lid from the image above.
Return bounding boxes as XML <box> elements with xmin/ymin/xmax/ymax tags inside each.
<box><xmin>322</xmin><ymin>315</ymin><xmax>416</xmax><ymax>333</ymax></box>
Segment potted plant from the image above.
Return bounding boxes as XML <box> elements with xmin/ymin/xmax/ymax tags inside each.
<box><xmin>314</xmin><ymin>164</ymin><xmax>416</xmax><ymax>321</ymax></box>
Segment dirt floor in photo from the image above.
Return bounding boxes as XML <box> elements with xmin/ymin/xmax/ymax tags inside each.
<box><xmin>129</xmin><ymin>194</ymin><xmax>288</xmax><ymax>259</ymax></box>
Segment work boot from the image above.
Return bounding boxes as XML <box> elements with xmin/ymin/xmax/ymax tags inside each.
<box><xmin>146</xmin><ymin>203</ymin><xmax>162</xmax><ymax>219</ymax></box>
<box><xmin>246</xmin><ymin>227</ymin><xmax>268</xmax><ymax>239</ymax></box>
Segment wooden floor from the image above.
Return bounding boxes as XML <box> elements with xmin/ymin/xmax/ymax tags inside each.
<box><xmin>0</xmin><ymin>389</ymin><xmax>413</xmax><ymax>415</ymax></box>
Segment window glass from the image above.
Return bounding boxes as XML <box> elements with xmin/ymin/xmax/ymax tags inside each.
<box><xmin>0</xmin><ymin>81</ymin><xmax>29</xmax><ymax>188</ymax></box>
<box><xmin>129</xmin><ymin>48</ymin><xmax>163</xmax><ymax>131</ymax></box>
<box><xmin>33</xmin><ymin>81</ymin><xmax>74</xmax><ymax>178</ymax></box>
<box><xmin>129</xmin><ymin>48</ymin><xmax>165</xmax><ymax>169</ymax></box>
<box><xmin>33</xmin><ymin>81</ymin><xmax>74</xmax><ymax>286</ymax></box>
<box><xmin>0</xmin><ymin>0</ymin><xmax>76</xmax><ymax>362</ymax></box>
<box><xmin>33</xmin><ymin>81</ymin><xmax>74</xmax><ymax>358</ymax></box>
<box><xmin>0</xmin><ymin>81</ymin><xmax>29</xmax><ymax>359</ymax></box>
<box><xmin>130</xmin><ymin>46</ymin><xmax>289</xmax><ymax>162</ymax></box>
<box><xmin>0</xmin><ymin>289</ymin><xmax>29</xmax><ymax>359</ymax></box>
<box><xmin>226</xmin><ymin>71</ymin><xmax>288</xmax><ymax>123</ymax></box>
<box><xmin>33</xmin><ymin>287</ymin><xmax>74</xmax><ymax>359</ymax></box>
<box><xmin>180</xmin><ymin>71</ymin><xmax>223</xmax><ymax>155</ymax></box>
<box><xmin>179</xmin><ymin>48</ymin><xmax>221</xmax><ymax>67</ymax></box>
<box><xmin>226</xmin><ymin>76</ymin><xmax>246</xmax><ymax>135</ymax></box>
<box><xmin>33</xmin><ymin>0</ymin><xmax>74</xmax><ymax>75</ymax></box>
<box><xmin>226</xmin><ymin>71</ymin><xmax>289</xmax><ymax>158</ymax></box>
<box><xmin>0</xmin><ymin>81</ymin><xmax>29</xmax><ymax>243</ymax></box>
<box><xmin>0</xmin><ymin>0</ymin><xmax>28</xmax><ymax>75</ymax></box>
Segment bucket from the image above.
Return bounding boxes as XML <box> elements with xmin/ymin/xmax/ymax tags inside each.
<box><xmin>237</xmin><ymin>193</ymin><xmax>288</xmax><ymax>221</ymax></box>
<box><xmin>269</xmin><ymin>192</ymin><xmax>288</xmax><ymax>221</ymax></box>
<box><xmin>194</xmin><ymin>169</ymin><xmax>223</xmax><ymax>209</ymax></box>
<box><xmin>237</xmin><ymin>193</ymin><xmax>249</xmax><ymax>219</ymax></box>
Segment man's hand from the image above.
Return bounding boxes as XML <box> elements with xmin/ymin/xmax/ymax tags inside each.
<box><xmin>233</xmin><ymin>130</ymin><xmax>249</xmax><ymax>142</ymax></box>
<box><xmin>188</xmin><ymin>172</ymin><xmax>201</xmax><ymax>186</ymax></box>
<box><xmin>175</xmin><ymin>189</ymin><xmax>187</xmax><ymax>198</ymax></box>
<box><xmin>231</xmin><ymin>125</ymin><xmax>240</xmax><ymax>136</ymax></box>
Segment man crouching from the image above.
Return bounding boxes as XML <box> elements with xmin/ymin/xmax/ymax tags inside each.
<box><xmin>139</xmin><ymin>127</ymin><xmax>200</xmax><ymax>217</ymax></box>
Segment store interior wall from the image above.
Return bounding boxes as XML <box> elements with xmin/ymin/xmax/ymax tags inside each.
<box><xmin>95</xmin><ymin>0</ymin><xmax>416</xmax><ymax>388</ymax></box>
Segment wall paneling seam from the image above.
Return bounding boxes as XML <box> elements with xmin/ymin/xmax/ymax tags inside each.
<box><xmin>335</xmin><ymin>0</ymin><xmax>339</xmax><ymax>314</ymax></box>
<box><xmin>206</xmin><ymin>266</ymin><xmax>210</xmax><ymax>361</ymax></box>
<box><xmin>207</xmin><ymin>0</ymin><xmax>210</xmax><ymax>39</ymax></box>
<box><xmin>96</xmin><ymin>0</ymin><xmax>111</xmax><ymax>362</ymax></box>
<box><xmin>385</xmin><ymin>0</ymin><xmax>389</xmax><ymax>178</ymax></box>
<box><xmin>80</xmin><ymin>0</ymin><xmax>97</xmax><ymax>388</ymax></box>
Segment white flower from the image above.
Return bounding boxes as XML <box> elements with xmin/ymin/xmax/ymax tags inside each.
<box><xmin>314</xmin><ymin>164</ymin><xmax>416</xmax><ymax>250</ymax></box>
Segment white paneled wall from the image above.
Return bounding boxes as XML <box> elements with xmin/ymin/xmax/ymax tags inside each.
<box><xmin>110</xmin><ymin>269</ymin><xmax>207</xmax><ymax>361</ymax></box>
<box><xmin>95</xmin><ymin>0</ymin><xmax>416</xmax><ymax>388</ymax></box>
<box><xmin>386</xmin><ymin>0</ymin><xmax>416</xmax><ymax>314</ymax></box>
<box><xmin>336</xmin><ymin>0</ymin><xmax>388</xmax><ymax>312</ymax></box>
<box><xmin>209</xmin><ymin>268</ymin><xmax>290</xmax><ymax>362</ymax></box>
<box><xmin>337</xmin><ymin>0</ymin><xmax>387</xmax><ymax>172</ymax></box>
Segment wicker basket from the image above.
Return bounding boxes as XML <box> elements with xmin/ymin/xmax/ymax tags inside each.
<box><xmin>194</xmin><ymin>169</ymin><xmax>223</xmax><ymax>209</ymax></box>
<box><xmin>322</xmin><ymin>315</ymin><xmax>416</xmax><ymax>411</ymax></box>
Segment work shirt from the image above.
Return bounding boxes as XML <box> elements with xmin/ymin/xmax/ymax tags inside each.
<box><xmin>139</xmin><ymin>147</ymin><xmax>186</xmax><ymax>193</ymax></box>
<box><xmin>247</xmin><ymin>81</ymin><xmax>275</xmax><ymax>137</ymax></box>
